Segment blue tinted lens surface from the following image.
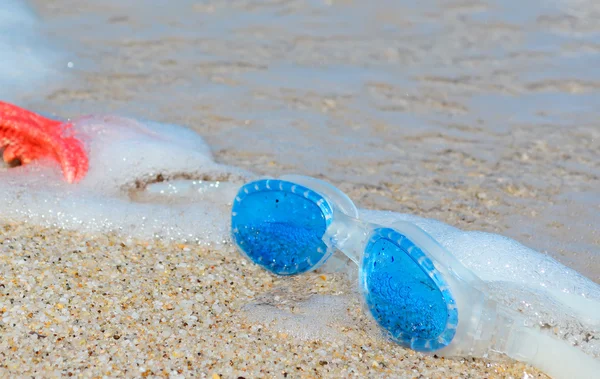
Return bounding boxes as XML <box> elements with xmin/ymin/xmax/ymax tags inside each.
<box><xmin>362</xmin><ymin>229</ymin><xmax>456</xmax><ymax>351</ymax></box>
<box><xmin>231</xmin><ymin>181</ymin><xmax>331</xmax><ymax>275</ymax></box>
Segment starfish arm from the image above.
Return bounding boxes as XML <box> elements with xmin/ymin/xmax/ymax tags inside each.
<box><xmin>0</xmin><ymin>101</ymin><xmax>89</xmax><ymax>183</ymax></box>
<box><xmin>52</xmin><ymin>135</ymin><xmax>89</xmax><ymax>183</ymax></box>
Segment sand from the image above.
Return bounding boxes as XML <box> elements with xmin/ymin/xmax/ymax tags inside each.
<box><xmin>0</xmin><ymin>224</ymin><xmax>547</xmax><ymax>378</ymax></box>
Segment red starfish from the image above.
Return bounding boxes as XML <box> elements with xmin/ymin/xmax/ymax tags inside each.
<box><xmin>0</xmin><ymin>101</ymin><xmax>88</xmax><ymax>183</ymax></box>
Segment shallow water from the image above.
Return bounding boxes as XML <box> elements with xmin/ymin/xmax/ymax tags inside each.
<box><xmin>0</xmin><ymin>0</ymin><xmax>68</xmax><ymax>99</ymax></box>
<box><xmin>15</xmin><ymin>0</ymin><xmax>597</xmax><ymax>280</ymax></box>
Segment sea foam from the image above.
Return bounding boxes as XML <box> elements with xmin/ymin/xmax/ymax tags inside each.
<box><xmin>0</xmin><ymin>115</ymin><xmax>252</xmax><ymax>244</ymax></box>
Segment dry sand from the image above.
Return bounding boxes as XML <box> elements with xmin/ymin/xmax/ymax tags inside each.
<box><xmin>0</xmin><ymin>224</ymin><xmax>547</xmax><ymax>378</ymax></box>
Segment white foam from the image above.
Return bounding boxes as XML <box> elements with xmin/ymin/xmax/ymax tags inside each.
<box><xmin>360</xmin><ymin>210</ymin><xmax>600</xmax><ymax>303</ymax></box>
<box><xmin>0</xmin><ymin>115</ymin><xmax>253</xmax><ymax>244</ymax></box>
<box><xmin>0</xmin><ymin>0</ymin><xmax>66</xmax><ymax>100</ymax></box>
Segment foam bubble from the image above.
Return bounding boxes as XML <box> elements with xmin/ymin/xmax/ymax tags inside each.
<box><xmin>0</xmin><ymin>115</ymin><xmax>253</xmax><ymax>243</ymax></box>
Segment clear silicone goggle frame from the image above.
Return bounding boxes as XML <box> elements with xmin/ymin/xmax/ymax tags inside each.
<box><xmin>230</xmin><ymin>175</ymin><xmax>599</xmax><ymax>379</ymax></box>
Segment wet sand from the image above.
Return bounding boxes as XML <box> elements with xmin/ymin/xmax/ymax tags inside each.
<box><xmin>2</xmin><ymin>0</ymin><xmax>598</xmax><ymax>377</ymax></box>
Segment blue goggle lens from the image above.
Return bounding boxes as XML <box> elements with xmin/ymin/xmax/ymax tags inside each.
<box><xmin>231</xmin><ymin>181</ymin><xmax>332</xmax><ymax>275</ymax></box>
<box><xmin>362</xmin><ymin>228</ymin><xmax>457</xmax><ymax>351</ymax></box>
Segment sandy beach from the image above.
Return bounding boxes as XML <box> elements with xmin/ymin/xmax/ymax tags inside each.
<box><xmin>1</xmin><ymin>0</ymin><xmax>599</xmax><ymax>377</ymax></box>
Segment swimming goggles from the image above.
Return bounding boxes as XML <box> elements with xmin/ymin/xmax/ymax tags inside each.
<box><xmin>231</xmin><ymin>175</ymin><xmax>599</xmax><ymax>379</ymax></box>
